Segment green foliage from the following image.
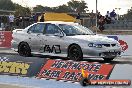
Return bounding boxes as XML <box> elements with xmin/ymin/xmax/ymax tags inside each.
<box><xmin>0</xmin><ymin>0</ymin><xmax>31</xmax><ymax>16</ymax></box>
<box><xmin>15</xmin><ymin>5</ymin><xmax>31</xmax><ymax>16</ymax></box>
<box><xmin>33</xmin><ymin>0</ymin><xmax>88</xmax><ymax>13</ymax></box>
<box><xmin>53</xmin><ymin>4</ymin><xmax>73</xmax><ymax>13</ymax></box>
<box><xmin>33</xmin><ymin>5</ymin><xmax>45</xmax><ymax>12</ymax></box>
<box><xmin>33</xmin><ymin>5</ymin><xmax>53</xmax><ymax>12</ymax></box>
<box><xmin>124</xmin><ymin>7</ymin><xmax>132</xmax><ymax>20</ymax></box>
<box><xmin>0</xmin><ymin>0</ymin><xmax>88</xmax><ymax>16</ymax></box>
<box><xmin>0</xmin><ymin>0</ymin><xmax>15</xmax><ymax>10</ymax></box>
<box><xmin>68</xmin><ymin>0</ymin><xmax>80</xmax><ymax>12</ymax></box>
<box><xmin>67</xmin><ymin>0</ymin><xmax>88</xmax><ymax>13</ymax></box>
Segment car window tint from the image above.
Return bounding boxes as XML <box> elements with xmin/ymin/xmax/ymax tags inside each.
<box><xmin>46</xmin><ymin>24</ymin><xmax>60</xmax><ymax>34</ymax></box>
<box><xmin>59</xmin><ymin>24</ymin><xmax>75</xmax><ymax>34</ymax></box>
<box><xmin>28</xmin><ymin>23</ymin><xmax>45</xmax><ymax>33</ymax></box>
<box><xmin>58</xmin><ymin>24</ymin><xmax>94</xmax><ymax>36</ymax></box>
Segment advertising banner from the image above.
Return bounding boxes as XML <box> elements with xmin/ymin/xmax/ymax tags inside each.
<box><xmin>107</xmin><ymin>35</ymin><xmax>132</xmax><ymax>56</ymax></box>
<box><xmin>37</xmin><ymin>60</ymin><xmax>115</xmax><ymax>82</ymax></box>
<box><xmin>0</xmin><ymin>55</ymin><xmax>46</xmax><ymax>77</ymax></box>
<box><xmin>0</xmin><ymin>31</ymin><xmax>12</xmax><ymax>48</ymax></box>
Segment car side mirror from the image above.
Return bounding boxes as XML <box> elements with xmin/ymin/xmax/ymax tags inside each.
<box><xmin>28</xmin><ymin>31</ymin><xmax>32</xmax><ymax>34</ymax></box>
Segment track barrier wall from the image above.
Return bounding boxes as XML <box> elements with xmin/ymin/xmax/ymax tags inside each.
<box><xmin>0</xmin><ymin>31</ymin><xmax>12</xmax><ymax>48</ymax></box>
<box><xmin>0</xmin><ymin>55</ymin><xmax>47</xmax><ymax>77</ymax></box>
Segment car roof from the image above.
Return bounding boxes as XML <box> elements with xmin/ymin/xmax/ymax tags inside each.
<box><xmin>37</xmin><ymin>21</ymin><xmax>78</xmax><ymax>25</ymax></box>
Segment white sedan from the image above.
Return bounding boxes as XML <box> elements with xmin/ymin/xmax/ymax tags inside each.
<box><xmin>11</xmin><ymin>21</ymin><xmax>122</xmax><ymax>61</ymax></box>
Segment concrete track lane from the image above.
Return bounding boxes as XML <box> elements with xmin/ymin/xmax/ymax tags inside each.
<box><xmin>0</xmin><ymin>48</ymin><xmax>18</xmax><ymax>55</ymax></box>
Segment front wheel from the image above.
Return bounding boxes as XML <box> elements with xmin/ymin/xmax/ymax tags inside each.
<box><xmin>68</xmin><ymin>45</ymin><xmax>83</xmax><ymax>61</ymax></box>
<box><xmin>80</xmin><ymin>78</ymin><xmax>91</xmax><ymax>86</ymax></box>
<box><xmin>18</xmin><ymin>42</ymin><xmax>31</xmax><ymax>57</ymax></box>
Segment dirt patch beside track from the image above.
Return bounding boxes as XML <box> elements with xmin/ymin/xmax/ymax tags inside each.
<box><xmin>0</xmin><ymin>84</ymin><xmax>27</xmax><ymax>88</ymax></box>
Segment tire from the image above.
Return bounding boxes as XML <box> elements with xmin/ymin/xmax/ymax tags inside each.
<box><xmin>18</xmin><ymin>42</ymin><xmax>31</xmax><ymax>57</ymax></box>
<box><xmin>80</xmin><ymin>78</ymin><xmax>90</xmax><ymax>86</ymax></box>
<box><xmin>68</xmin><ymin>44</ymin><xmax>83</xmax><ymax>61</ymax></box>
<box><xmin>103</xmin><ymin>57</ymin><xmax>114</xmax><ymax>62</ymax></box>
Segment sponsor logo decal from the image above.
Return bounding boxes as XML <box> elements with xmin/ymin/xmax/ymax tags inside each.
<box><xmin>107</xmin><ymin>36</ymin><xmax>128</xmax><ymax>51</ymax></box>
<box><xmin>39</xmin><ymin>45</ymin><xmax>61</xmax><ymax>54</ymax></box>
<box><xmin>0</xmin><ymin>61</ymin><xmax>30</xmax><ymax>75</ymax></box>
<box><xmin>119</xmin><ymin>40</ymin><xmax>128</xmax><ymax>51</ymax></box>
<box><xmin>0</xmin><ymin>32</ymin><xmax>5</xmax><ymax>45</ymax></box>
<box><xmin>80</xmin><ymin>68</ymin><xmax>131</xmax><ymax>86</ymax></box>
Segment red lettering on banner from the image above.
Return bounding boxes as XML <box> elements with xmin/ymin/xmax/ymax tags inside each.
<box><xmin>37</xmin><ymin>60</ymin><xmax>115</xmax><ymax>82</ymax></box>
<box><xmin>119</xmin><ymin>40</ymin><xmax>128</xmax><ymax>51</ymax></box>
<box><xmin>0</xmin><ymin>31</ymin><xmax>12</xmax><ymax>48</ymax></box>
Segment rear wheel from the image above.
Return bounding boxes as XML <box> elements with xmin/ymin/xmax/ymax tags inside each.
<box><xmin>103</xmin><ymin>57</ymin><xmax>114</xmax><ymax>62</ymax></box>
<box><xmin>68</xmin><ymin>45</ymin><xmax>83</xmax><ymax>61</ymax></box>
<box><xmin>18</xmin><ymin>42</ymin><xmax>31</xmax><ymax>57</ymax></box>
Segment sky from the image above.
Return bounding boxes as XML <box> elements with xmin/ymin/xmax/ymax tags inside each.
<box><xmin>11</xmin><ymin>0</ymin><xmax>132</xmax><ymax>15</ymax></box>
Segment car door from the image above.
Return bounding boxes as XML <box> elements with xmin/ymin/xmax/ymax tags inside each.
<box><xmin>42</xmin><ymin>23</ymin><xmax>67</xmax><ymax>55</ymax></box>
<box><xmin>27</xmin><ymin>23</ymin><xmax>46</xmax><ymax>52</ymax></box>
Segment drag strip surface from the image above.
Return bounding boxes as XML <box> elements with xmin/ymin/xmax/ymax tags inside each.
<box><xmin>0</xmin><ymin>48</ymin><xmax>132</xmax><ymax>65</ymax></box>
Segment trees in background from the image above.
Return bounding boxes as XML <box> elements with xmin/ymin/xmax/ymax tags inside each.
<box><xmin>67</xmin><ymin>0</ymin><xmax>88</xmax><ymax>13</ymax></box>
<box><xmin>32</xmin><ymin>0</ymin><xmax>88</xmax><ymax>13</ymax></box>
<box><xmin>14</xmin><ymin>4</ymin><xmax>31</xmax><ymax>16</ymax></box>
<box><xmin>53</xmin><ymin>4</ymin><xmax>73</xmax><ymax>13</ymax></box>
<box><xmin>123</xmin><ymin>7</ymin><xmax>132</xmax><ymax>20</ymax></box>
<box><xmin>33</xmin><ymin>5</ymin><xmax>52</xmax><ymax>12</ymax></box>
<box><xmin>0</xmin><ymin>0</ymin><xmax>15</xmax><ymax>10</ymax></box>
<box><xmin>0</xmin><ymin>0</ymin><xmax>88</xmax><ymax>15</ymax></box>
<box><xmin>0</xmin><ymin>0</ymin><xmax>31</xmax><ymax>16</ymax></box>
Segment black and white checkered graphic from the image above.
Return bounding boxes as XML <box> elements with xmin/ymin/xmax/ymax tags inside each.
<box><xmin>0</xmin><ymin>56</ymin><xmax>9</xmax><ymax>61</ymax></box>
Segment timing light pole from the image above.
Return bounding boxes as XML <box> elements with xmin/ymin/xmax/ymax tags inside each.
<box><xmin>115</xmin><ymin>7</ymin><xmax>121</xmax><ymax>20</ymax></box>
<box><xmin>96</xmin><ymin>0</ymin><xmax>98</xmax><ymax>34</ymax></box>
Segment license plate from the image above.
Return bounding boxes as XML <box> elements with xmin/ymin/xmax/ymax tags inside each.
<box><xmin>108</xmin><ymin>50</ymin><xmax>115</xmax><ymax>52</ymax></box>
